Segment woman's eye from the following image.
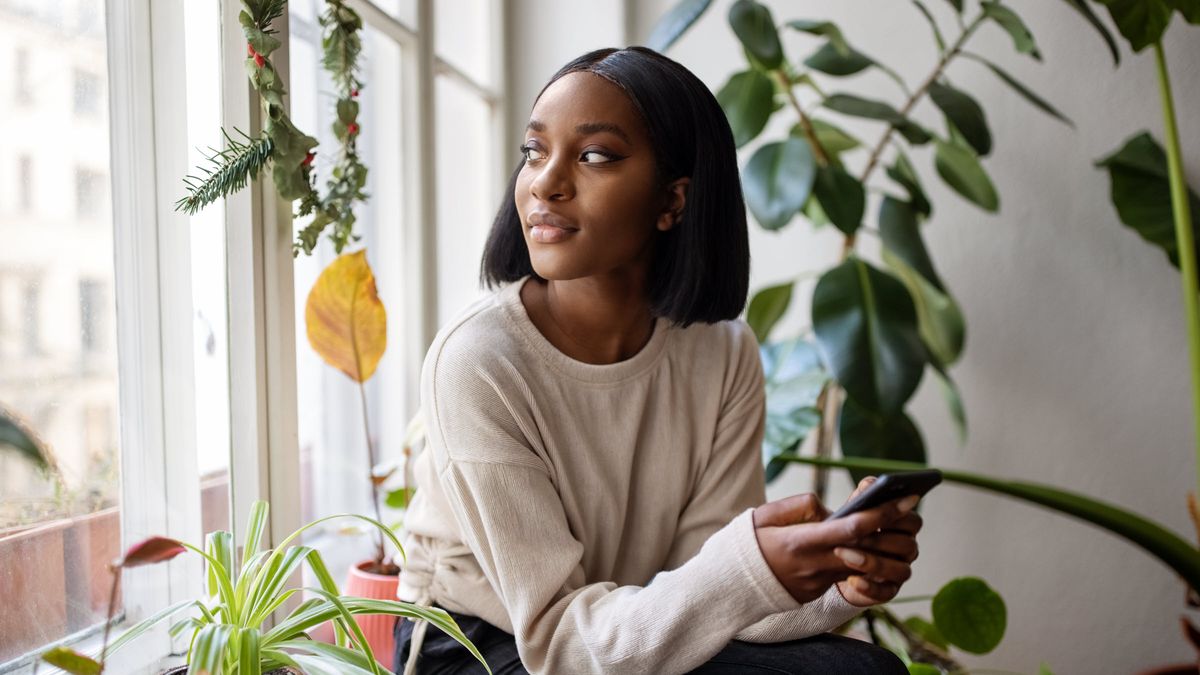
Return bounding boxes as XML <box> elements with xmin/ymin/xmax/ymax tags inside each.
<box><xmin>581</xmin><ymin>150</ymin><xmax>617</xmax><ymax>164</ymax></box>
<box><xmin>519</xmin><ymin>144</ymin><xmax>544</xmax><ymax>162</ymax></box>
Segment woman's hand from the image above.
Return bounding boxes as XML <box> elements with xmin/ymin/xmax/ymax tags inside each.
<box><xmin>752</xmin><ymin>479</ymin><xmax>920</xmax><ymax>606</ymax></box>
<box><xmin>833</xmin><ymin>477</ymin><xmax>924</xmax><ymax>607</ymax></box>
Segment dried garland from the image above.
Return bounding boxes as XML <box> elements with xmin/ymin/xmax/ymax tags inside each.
<box><xmin>176</xmin><ymin>0</ymin><xmax>368</xmax><ymax>258</ymax></box>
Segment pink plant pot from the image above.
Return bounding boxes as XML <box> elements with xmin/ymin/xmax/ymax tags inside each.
<box><xmin>343</xmin><ymin>560</ymin><xmax>401</xmax><ymax>670</ymax></box>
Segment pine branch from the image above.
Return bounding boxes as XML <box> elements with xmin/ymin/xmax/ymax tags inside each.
<box><xmin>175</xmin><ymin>128</ymin><xmax>274</xmax><ymax>216</ymax></box>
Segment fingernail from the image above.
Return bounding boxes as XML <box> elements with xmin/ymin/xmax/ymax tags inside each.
<box><xmin>899</xmin><ymin>495</ymin><xmax>920</xmax><ymax>512</ymax></box>
<box><xmin>836</xmin><ymin>548</ymin><xmax>866</xmax><ymax>565</ymax></box>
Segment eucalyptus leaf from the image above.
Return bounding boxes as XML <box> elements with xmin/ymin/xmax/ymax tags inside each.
<box><xmin>747</xmin><ymin>282</ymin><xmax>794</xmax><ymax>343</ymax></box>
<box><xmin>743</xmin><ymin>138</ymin><xmax>817</xmax><ymax>231</ymax></box>
<box><xmin>812</xmin><ymin>165</ymin><xmax>866</xmax><ymax>236</ymax></box>
<box><xmin>838</xmin><ymin>396</ymin><xmax>927</xmax><ymax>484</ymax></box>
<box><xmin>932</xmin><ymin>577</ymin><xmax>1007</xmax><ymax>654</ymax></box>
<box><xmin>980</xmin><ymin>1</ymin><xmax>1042</xmax><ymax>60</ymax></box>
<box><xmin>717</xmin><ymin>70</ymin><xmax>776</xmax><ymax>148</ymax></box>
<box><xmin>934</xmin><ymin>137</ymin><xmax>999</xmax><ymax>212</ymax></box>
<box><xmin>804</xmin><ymin>42</ymin><xmax>874</xmax><ymax>76</ymax></box>
<box><xmin>886</xmin><ymin>149</ymin><xmax>932</xmax><ymax>217</ymax></box>
<box><xmin>1094</xmin><ymin>131</ymin><xmax>1200</xmax><ymax>279</ymax></box>
<box><xmin>646</xmin><ymin>0</ymin><xmax>714</xmax><ymax>52</ymax></box>
<box><xmin>1094</xmin><ymin>0</ymin><xmax>1173</xmax><ymax>52</ymax></box>
<box><xmin>960</xmin><ymin>52</ymin><xmax>1073</xmax><ymax>127</ymax></box>
<box><xmin>812</xmin><ymin>257</ymin><xmax>927</xmax><ymax>416</ymax></box>
<box><xmin>929</xmin><ymin>81</ymin><xmax>992</xmax><ymax>156</ymax></box>
<box><xmin>729</xmin><ymin>0</ymin><xmax>784</xmax><ymax>69</ymax></box>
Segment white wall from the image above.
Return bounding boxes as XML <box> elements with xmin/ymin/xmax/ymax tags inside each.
<box><xmin>507</xmin><ymin>1</ymin><xmax>1200</xmax><ymax>670</ymax></box>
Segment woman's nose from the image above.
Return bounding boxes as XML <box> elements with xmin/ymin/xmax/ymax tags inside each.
<box><xmin>529</xmin><ymin>155</ymin><xmax>574</xmax><ymax>202</ymax></box>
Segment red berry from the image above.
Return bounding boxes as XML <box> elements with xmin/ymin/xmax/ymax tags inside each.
<box><xmin>247</xmin><ymin>43</ymin><xmax>256</xmax><ymax>57</ymax></box>
<box><xmin>254</xmin><ymin>53</ymin><xmax>265</xmax><ymax>68</ymax></box>
<box><xmin>302</xmin><ymin>152</ymin><xmax>315</xmax><ymax>167</ymax></box>
<box><xmin>347</xmin><ymin>122</ymin><xmax>359</xmax><ymax>135</ymax></box>
<box><xmin>351</xmin><ymin>88</ymin><xmax>359</xmax><ymax>97</ymax></box>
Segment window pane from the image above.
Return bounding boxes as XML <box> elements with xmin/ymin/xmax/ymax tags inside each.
<box><xmin>0</xmin><ymin>0</ymin><xmax>120</xmax><ymax>661</ymax></box>
<box><xmin>184</xmin><ymin>0</ymin><xmax>231</xmax><ymax>540</ymax></box>
<box><xmin>289</xmin><ymin>12</ymin><xmax>409</xmax><ymax>584</ymax></box>
<box><xmin>436</xmin><ymin>0</ymin><xmax>494</xmax><ymax>88</ymax></box>
<box><xmin>436</xmin><ymin>75</ymin><xmax>495</xmax><ymax>327</ymax></box>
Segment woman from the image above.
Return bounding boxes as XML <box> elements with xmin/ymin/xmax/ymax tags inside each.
<box><xmin>392</xmin><ymin>46</ymin><xmax>920</xmax><ymax>674</ymax></box>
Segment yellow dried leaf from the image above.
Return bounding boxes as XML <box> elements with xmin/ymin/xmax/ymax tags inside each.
<box><xmin>305</xmin><ymin>249</ymin><xmax>387</xmax><ymax>383</ymax></box>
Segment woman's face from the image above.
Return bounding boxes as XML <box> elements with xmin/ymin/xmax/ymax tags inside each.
<box><xmin>515</xmin><ymin>71</ymin><xmax>682</xmax><ymax>281</ymax></box>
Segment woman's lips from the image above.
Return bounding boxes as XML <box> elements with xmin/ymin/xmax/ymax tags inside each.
<box><xmin>530</xmin><ymin>224</ymin><xmax>578</xmax><ymax>243</ymax></box>
<box><xmin>527</xmin><ymin>211</ymin><xmax>578</xmax><ymax>243</ymax></box>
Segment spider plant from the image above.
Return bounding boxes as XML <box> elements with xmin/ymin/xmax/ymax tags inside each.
<box><xmin>41</xmin><ymin>500</ymin><xmax>489</xmax><ymax>674</ymax></box>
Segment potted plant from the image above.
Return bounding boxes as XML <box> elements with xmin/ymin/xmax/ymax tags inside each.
<box><xmin>40</xmin><ymin>499</ymin><xmax>489</xmax><ymax>674</ymax></box>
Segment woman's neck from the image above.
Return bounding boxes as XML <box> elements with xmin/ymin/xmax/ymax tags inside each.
<box><xmin>520</xmin><ymin>275</ymin><xmax>656</xmax><ymax>365</ymax></box>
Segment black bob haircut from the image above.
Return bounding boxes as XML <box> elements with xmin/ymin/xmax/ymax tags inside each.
<box><xmin>478</xmin><ymin>46</ymin><xmax>750</xmax><ymax>329</ymax></box>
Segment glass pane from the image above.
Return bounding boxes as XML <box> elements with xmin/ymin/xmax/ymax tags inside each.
<box><xmin>436</xmin><ymin>75</ymin><xmax>495</xmax><ymax>327</ymax></box>
<box><xmin>436</xmin><ymin>0</ymin><xmax>494</xmax><ymax>88</ymax></box>
<box><xmin>0</xmin><ymin>0</ymin><xmax>120</xmax><ymax>661</ymax></box>
<box><xmin>184</xmin><ymin>0</ymin><xmax>231</xmax><ymax>541</ymax></box>
<box><xmin>289</xmin><ymin>13</ymin><xmax>409</xmax><ymax>589</ymax></box>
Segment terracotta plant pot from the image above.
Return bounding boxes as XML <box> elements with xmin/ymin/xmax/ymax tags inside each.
<box><xmin>343</xmin><ymin>560</ymin><xmax>401</xmax><ymax>670</ymax></box>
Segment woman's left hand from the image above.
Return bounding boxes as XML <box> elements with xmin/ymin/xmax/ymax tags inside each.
<box><xmin>832</xmin><ymin>477</ymin><xmax>924</xmax><ymax>607</ymax></box>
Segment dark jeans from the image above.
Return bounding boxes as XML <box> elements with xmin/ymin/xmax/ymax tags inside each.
<box><xmin>393</xmin><ymin>606</ymin><xmax>906</xmax><ymax>674</ymax></box>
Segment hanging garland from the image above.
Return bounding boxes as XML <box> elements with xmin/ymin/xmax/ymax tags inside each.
<box><xmin>175</xmin><ymin>0</ymin><xmax>368</xmax><ymax>258</ymax></box>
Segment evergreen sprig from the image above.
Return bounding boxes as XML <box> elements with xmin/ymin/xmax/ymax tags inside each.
<box><xmin>176</xmin><ymin>128</ymin><xmax>274</xmax><ymax>216</ymax></box>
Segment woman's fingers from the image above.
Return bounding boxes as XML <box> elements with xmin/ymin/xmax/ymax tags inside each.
<box><xmin>881</xmin><ymin>511</ymin><xmax>923</xmax><ymax>536</ymax></box>
<box><xmin>847</xmin><ymin>575</ymin><xmax>900</xmax><ymax>603</ymax></box>
<box><xmin>855</xmin><ymin>531</ymin><xmax>919</xmax><ymax>563</ymax></box>
<box><xmin>805</xmin><ymin>494</ymin><xmax>920</xmax><ymax>547</ymax></box>
<box><xmin>833</xmin><ymin>546</ymin><xmax>913</xmax><ymax>584</ymax></box>
<box><xmin>754</xmin><ymin>493</ymin><xmax>831</xmax><ymax>528</ymax></box>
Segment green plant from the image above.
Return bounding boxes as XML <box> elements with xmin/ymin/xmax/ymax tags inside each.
<box><xmin>177</xmin><ymin>0</ymin><xmax>368</xmax><ymax>257</ymax></box>
<box><xmin>40</xmin><ymin>500</ymin><xmax>490</xmax><ymax>674</ymax></box>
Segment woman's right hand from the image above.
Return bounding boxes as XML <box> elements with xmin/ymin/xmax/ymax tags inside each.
<box><xmin>752</xmin><ymin>484</ymin><xmax>920</xmax><ymax>605</ymax></box>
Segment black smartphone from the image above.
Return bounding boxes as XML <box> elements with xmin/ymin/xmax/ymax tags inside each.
<box><xmin>824</xmin><ymin>470</ymin><xmax>943</xmax><ymax>520</ymax></box>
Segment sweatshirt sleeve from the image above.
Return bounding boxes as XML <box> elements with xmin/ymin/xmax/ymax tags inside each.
<box><xmin>661</xmin><ymin>321</ymin><xmax>863</xmax><ymax>643</ymax></box>
<box><xmin>422</xmin><ymin>330</ymin><xmax>810</xmax><ymax>674</ymax></box>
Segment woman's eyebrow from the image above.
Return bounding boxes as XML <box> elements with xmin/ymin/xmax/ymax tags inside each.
<box><xmin>526</xmin><ymin>119</ymin><xmax>632</xmax><ymax>145</ymax></box>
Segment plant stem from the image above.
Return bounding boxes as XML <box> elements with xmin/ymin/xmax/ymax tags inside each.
<box><xmin>871</xmin><ymin>606</ymin><xmax>964</xmax><ymax>671</ymax></box>
<box><xmin>97</xmin><ymin>567</ymin><xmax>121</xmax><ymax>672</ymax></box>
<box><xmin>358</xmin><ymin>380</ymin><xmax>386</xmax><ymax>565</ymax></box>
<box><xmin>1154</xmin><ymin>40</ymin><xmax>1200</xmax><ymax>501</ymax></box>
<box><xmin>775</xmin><ymin>70</ymin><xmax>831</xmax><ymax>168</ymax></box>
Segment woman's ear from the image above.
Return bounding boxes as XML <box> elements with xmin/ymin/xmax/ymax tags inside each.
<box><xmin>656</xmin><ymin>177</ymin><xmax>691</xmax><ymax>232</ymax></box>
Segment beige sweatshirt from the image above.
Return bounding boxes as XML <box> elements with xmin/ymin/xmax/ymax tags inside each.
<box><xmin>395</xmin><ymin>274</ymin><xmax>862</xmax><ymax>674</ymax></box>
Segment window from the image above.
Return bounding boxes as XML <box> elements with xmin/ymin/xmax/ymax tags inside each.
<box><xmin>20</xmin><ymin>277</ymin><xmax>41</xmax><ymax>357</ymax></box>
<box><xmin>73</xmin><ymin>69</ymin><xmax>100</xmax><ymax>117</ymax></box>
<box><xmin>17</xmin><ymin>155</ymin><xmax>32</xmax><ymax>212</ymax></box>
<box><xmin>78</xmin><ymin>279</ymin><xmax>104</xmax><ymax>355</ymax></box>
<box><xmin>74</xmin><ymin>167</ymin><xmax>103</xmax><ymax>221</ymax></box>
<box><xmin>14</xmin><ymin>47</ymin><xmax>31</xmax><ymax>105</ymax></box>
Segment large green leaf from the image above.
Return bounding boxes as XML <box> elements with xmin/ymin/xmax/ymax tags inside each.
<box><xmin>879</xmin><ymin>197</ymin><xmax>943</xmax><ymax>291</ymax></box>
<box><xmin>645</xmin><ymin>0</ymin><xmax>713</xmax><ymax>52</ymax></box>
<box><xmin>886</xmin><ymin>150</ymin><xmax>932</xmax><ymax>217</ymax></box>
<box><xmin>903</xmin><ymin>615</ymin><xmax>949</xmax><ymax>651</ymax></box>
<box><xmin>729</xmin><ymin>0</ymin><xmax>783</xmax><ymax>69</ymax></box>
<box><xmin>807</xmin><ymin>118</ymin><xmax>862</xmax><ymax>156</ymax></box>
<box><xmin>930</xmin><ymin>359</ymin><xmax>968</xmax><ymax>445</ymax></box>
<box><xmin>812</xmin><ymin>257</ymin><xmax>927</xmax><ymax>416</ymax></box>
<box><xmin>0</xmin><ymin>407</ymin><xmax>51</xmax><ymax>471</ymax></box>
<box><xmin>717</xmin><ymin>70</ymin><xmax>775</xmax><ymax>148</ymax></box>
<box><xmin>1056</xmin><ymin>0</ymin><xmax>1121</xmax><ymax>64</ymax></box>
<box><xmin>838</xmin><ymin>396</ymin><xmax>926</xmax><ymax>484</ymax></box>
<box><xmin>1094</xmin><ymin>131</ymin><xmax>1200</xmax><ymax>278</ymax></box>
<box><xmin>960</xmin><ymin>52</ymin><xmax>1073</xmax><ymax>127</ymax></box>
<box><xmin>760</xmin><ymin>337</ymin><xmax>826</xmax><ymax>483</ymax></box>
<box><xmin>191</xmin><ymin>623</ymin><xmax>235</xmax><ymax>674</ymax></box>
<box><xmin>786</xmin><ymin>19</ymin><xmax>849</xmax><ymax>54</ymax></box>
<box><xmin>40</xmin><ymin>647</ymin><xmax>101</xmax><ymax>675</ymax></box>
<box><xmin>1169</xmin><ymin>0</ymin><xmax>1200</xmax><ymax>22</ymax></box>
<box><xmin>934</xmin><ymin>137</ymin><xmax>999</xmax><ymax>212</ymax></box>
<box><xmin>747</xmin><ymin>282</ymin><xmax>794</xmax><ymax>343</ymax></box>
<box><xmin>823</xmin><ymin>94</ymin><xmax>931</xmax><ymax>145</ymax></box>
<box><xmin>928</xmin><ymin>81</ymin><xmax>992</xmax><ymax>156</ymax></box>
<box><xmin>980</xmin><ymin>1</ymin><xmax>1042</xmax><ymax>60</ymax></box>
<box><xmin>1094</xmin><ymin>0</ymin><xmax>1174</xmax><ymax>52</ymax></box>
<box><xmin>804</xmin><ymin>42</ymin><xmax>874</xmax><ymax>76</ymax></box>
<box><xmin>743</xmin><ymin>138</ymin><xmax>817</xmax><ymax>230</ymax></box>
<box><xmin>784</xmin><ymin>455</ymin><xmax>1200</xmax><ymax>594</ymax></box>
<box><xmin>812</xmin><ymin>165</ymin><xmax>865</xmax><ymax>236</ymax></box>
<box><xmin>932</xmin><ymin>577</ymin><xmax>1007</xmax><ymax>654</ymax></box>
<box><xmin>885</xmin><ymin>251</ymin><xmax>966</xmax><ymax>368</ymax></box>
